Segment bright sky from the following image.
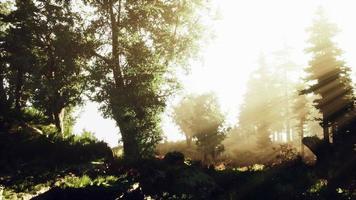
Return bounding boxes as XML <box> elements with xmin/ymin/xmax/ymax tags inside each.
<box><xmin>74</xmin><ymin>0</ymin><xmax>356</xmax><ymax>147</ymax></box>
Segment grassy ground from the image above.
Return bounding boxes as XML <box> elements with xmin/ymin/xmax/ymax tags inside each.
<box><xmin>0</xmin><ymin>131</ymin><xmax>355</xmax><ymax>200</ymax></box>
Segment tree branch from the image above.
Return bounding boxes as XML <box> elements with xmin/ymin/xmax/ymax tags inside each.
<box><xmin>92</xmin><ymin>50</ymin><xmax>111</xmax><ymax>65</ymax></box>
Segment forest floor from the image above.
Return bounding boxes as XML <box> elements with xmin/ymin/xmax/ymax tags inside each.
<box><xmin>0</xmin><ymin>130</ymin><xmax>355</xmax><ymax>200</ymax></box>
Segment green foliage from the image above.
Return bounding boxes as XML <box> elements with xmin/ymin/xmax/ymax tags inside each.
<box><xmin>111</xmin><ymin>146</ymin><xmax>123</xmax><ymax>158</ymax></box>
<box><xmin>39</xmin><ymin>124</ymin><xmax>58</xmax><ymax>136</ymax></box>
<box><xmin>0</xmin><ymin>129</ymin><xmax>112</xmax><ymax>174</ymax></box>
<box><xmin>0</xmin><ymin>125</ymin><xmax>114</xmax><ymax>199</ymax></box>
<box><xmin>22</xmin><ymin>107</ymin><xmax>48</xmax><ymax>124</ymax></box>
<box><xmin>1</xmin><ymin>2</ymin><xmax>355</xmax><ymax>200</ymax></box>
<box><xmin>308</xmin><ymin>179</ymin><xmax>328</xmax><ymax>193</ymax></box>
<box><xmin>73</xmin><ymin>129</ymin><xmax>98</xmax><ymax>145</ymax></box>
<box><xmin>29</xmin><ymin>0</ymin><xmax>93</xmax><ymax>134</ymax></box>
<box><xmin>0</xmin><ymin>0</ymin><xmax>94</xmax><ymax>134</ymax></box>
<box><xmin>0</xmin><ymin>0</ymin><xmax>37</xmax><ymax>112</ymax></box>
<box><xmin>2</xmin><ymin>183</ymin><xmax>50</xmax><ymax>200</ymax></box>
<box><xmin>0</xmin><ymin>0</ymin><xmax>211</xmax><ymax>160</ymax></box>
<box><xmin>62</xmin><ymin>107</ymin><xmax>79</xmax><ymax>137</ymax></box>
<box><xmin>91</xmin><ymin>176</ymin><xmax>121</xmax><ymax>187</ymax></box>
<box><xmin>61</xmin><ymin>175</ymin><xmax>91</xmax><ymax>188</ymax></box>
<box><xmin>86</xmin><ymin>0</ymin><xmax>211</xmax><ymax>160</ymax></box>
<box><xmin>57</xmin><ymin>175</ymin><xmax>121</xmax><ymax>188</ymax></box>
<box><xmin>128</xmin><ymin>159</ymin><xmax>218</xmax><ymax>200</ymax></box>
<box><xmin>173</xmin><ymin>93</ymin><xmax>226</xmax><ymax>163</ymax></box>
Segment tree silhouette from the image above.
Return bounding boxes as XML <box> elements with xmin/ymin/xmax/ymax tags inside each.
<box><xmin>292</xmin><ymin>83</ymin><xmax>311</xmax><ymax>156</ymax></box>
<box><xmin>238</xmin><ymin>53</ymin><xmax>278</xmax><ymax>146</ymax></box>
<box><xmin>273</xmin><ymin>45</ymin><xmax>299</xmax><ymax>142</ymax></box>
<box><xmin>303</xmin><ymin>7</ymin><xmax>355</xmax><ymax>145</ymax></box>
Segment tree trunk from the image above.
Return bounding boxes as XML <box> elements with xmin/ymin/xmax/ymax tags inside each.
<box><xmin>109</xmin><ymin>0</ymin><xmax>141</xmax><ymax>162</ymax></box>
<box><xmin>278</xmin><ymin>132</ymin><xmax>283</xmax><ymax>142</ymax></box>
<box><xmin>120</xmin><ymin>125</ymin><xmax>140</xmax><ymax>162</ymax></box>
<box><xmin>54</xmin><ymin>108</ymin><xmax>64</xmax><ymax>135</ymax></box>
<box><xmin>286</xmin><ymin>123</ymin><xmax>291</xmax><ymax>142</ymax></box>
<box><xmin>323</xmin><ymin>118</ymin><xmax>330</xmax><ymax>144</ymax></box>
<box><xmin>14</xmin><ymin>68</ymin><xmax>24</xmax><ymax>112</ymax></box>
<box><xmin>203</xmin><ymin>152</ymin><xmax>208</xmax><ymax>165</ymax></box>
<box><xmin>0</xmin><ymin>71</ymin><xmax>8</xmax><ymax>114</ymax></box>
<box><xmin>330</xmin><ymin>123</ymin><xmax>337</xmax><ymax>143</ymax></box>
<box><xmin>186</xmin><ymin>135</ymin><xmax>192</xmax><ymax>146</ymax></box>
<box><xmin>299</xmin><ymin>121</ymin><xmax>304</xmax><ymax>156</ymax></box>
<box><xmin>284</xmin><ymin>67</ymin><xmax>291</xmax><ymax>142</ymax></box>
<box><xmin>109</xmin><ymin>0</ymin><xmax>123</xmax><ymax>88</ymax></box>
<box><xmin>0</xmin><ymin>69</ymin><xmax>6</xmax><ymax>102</ymax></box>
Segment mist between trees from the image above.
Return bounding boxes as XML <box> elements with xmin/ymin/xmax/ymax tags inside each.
<box><xmin>0</xmin><ymin>1</ymin><xmax>355</xmax><ymax>199</ymax></box>
<box><xmin>0</xmin><ymin>0</ymin><xmax>355</xmax><ymax>165</ymax></box>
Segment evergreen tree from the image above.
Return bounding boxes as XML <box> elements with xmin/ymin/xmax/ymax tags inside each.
<box><xmin>303</xmin><ymin>7</ymin><xmax>355</xmax><ymax>144</ymax></box>
<box><xmin>273</xmin><ymin>45</ymin><xmax>299</xmax><ymax>142</ymax></box>
<box><xmin>292</xmin><ymin>83</ymin><xmax>311</xmax><ymax>156</ymax></box>
<box><xmin>238</xmin><ymin>54</ymin><xmax>280</xmax><ymax>146</ymax></box>
<box><xmin>0</xmin><ymin>0</ymin><xmax>13</xmax><ymax>117</ymax></box>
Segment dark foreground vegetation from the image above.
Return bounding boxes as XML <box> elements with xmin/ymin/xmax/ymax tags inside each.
<box><xmin>1</xmin><ymin>0</ymin><xmax>356</xmax><ymax>199</ymax></box>
<box><xmin>0</xmin><ymin>128</ymin><xmax>354</xmax><ymax>200</ymax></box>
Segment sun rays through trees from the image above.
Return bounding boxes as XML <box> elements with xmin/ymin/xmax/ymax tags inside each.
<box><xmin>0</xmin><ymin>0</ymin><xmax>355</xmax><ymax>199</ymax></box>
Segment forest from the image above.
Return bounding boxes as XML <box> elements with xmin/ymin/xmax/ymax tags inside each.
<box><xmin>0</xmin><ymin>0</ymin><xmax>355</xmax><ymax>199</ymax></box>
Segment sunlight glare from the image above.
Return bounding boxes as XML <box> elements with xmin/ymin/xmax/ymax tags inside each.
<box><xmin>75</xmin><ymin>0</ymin><xmax>356</xmax><ymax>147</ymax></box>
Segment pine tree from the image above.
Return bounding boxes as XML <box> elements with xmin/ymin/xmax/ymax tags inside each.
<box><xmin>292</xmin><ymin>83</ymin><xmax>311</xmax><ymax>156</ymax></box>
<box><xmin>303</xmin><ymin>7</ymin><xmax>355</xmax><ymax>144</ymax></box>
<box><xmin>0</xmin><ymin>0</ymin><xmax>13</xmax><ymax>115</ymax></box>
<box><xmin>273</xmin><ymin>45</ymin><xmax>299</xmax><ymax>142</ymax></box>
<box><xmin>238</xmin><ymin>53</ymin><xmax>279</xmax><ymax>146</ymax></box>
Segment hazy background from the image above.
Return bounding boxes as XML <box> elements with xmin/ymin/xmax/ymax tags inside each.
<box><xmin>74</xmin><ymin>0</ymin><xmax>356</xmax><ymax>147</ymax></box>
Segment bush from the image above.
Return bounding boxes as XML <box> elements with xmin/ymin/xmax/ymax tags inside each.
<box><xmin>0</xmin><ymin>129</ymin><xmax>113</xmax><ymax>172</ymax></box>
<box><xmin>156</xmin><ymin>141</ymin><xmax>200</xmax><ymax>161</ymax></box>
<box><xmin>274</xmin><ymin>144</ymin><xmax>299</xmax><ymax>165</ymax></box>
<box><xmin>164</xmin><ymin>151</ymin><xmax>185</xmax><ymax>164</ymax></box>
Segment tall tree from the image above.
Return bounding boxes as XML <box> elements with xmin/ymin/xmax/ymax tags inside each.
<box><xmin>86</xmin><ymin>0</ymin><xmax>209</xmax><ymax>160</ymax></box>
<box><xmin>0</xmin><ymin>0</ymin><xmax>13</xmax><ymax>116</ymax></box>
<box><xmin>173</xmin><ymin>93</ymin><xmax>225</xmax><ymax>163</ymax></box>
<box><xmin>29</xmin><ymin>0</ymin><xmax>92</xmax><ymax>134</ymax></box>
<box><xmin>0</xmin><ymin>0</ymin><xmax>93</xmax><ymax>134</ymax></box>
<box><xmin>238</xmin><ymin>54</ymin><xmax>280</xmax><ymax>146</ymax></box>
<box><xmin>273</xmin><ymin>45</ymin><xmax>299</xmax><ymax>142</ymax></box>
<box><xmin>303</xmin><ymin>7</ymin><xmax>355</xmax><ymax>144</ymax></box>
<box><xmin>292</xmin><ymin>83</ymin><xmax>311</xmax><ymax>156</ymax></box>
<box><xmin>0</xmin><ymin>0</ymin><xmax>37</xmax><ymax>114</ymax></box>
<box><xmin>172</xmin><ymin>96</ymin><xmax>195</xmax><ymax>146</ymax></box>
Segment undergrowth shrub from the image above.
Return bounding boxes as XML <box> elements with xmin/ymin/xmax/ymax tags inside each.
<box><xmin>0</xmin><ymin>129</ymin><xmax>112</xmax><ymax>172</ymax></box>
<box><xmin>164</xmin><ymin>151</ymin><xmax>185</xmax><ymax>164</ymax></box>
